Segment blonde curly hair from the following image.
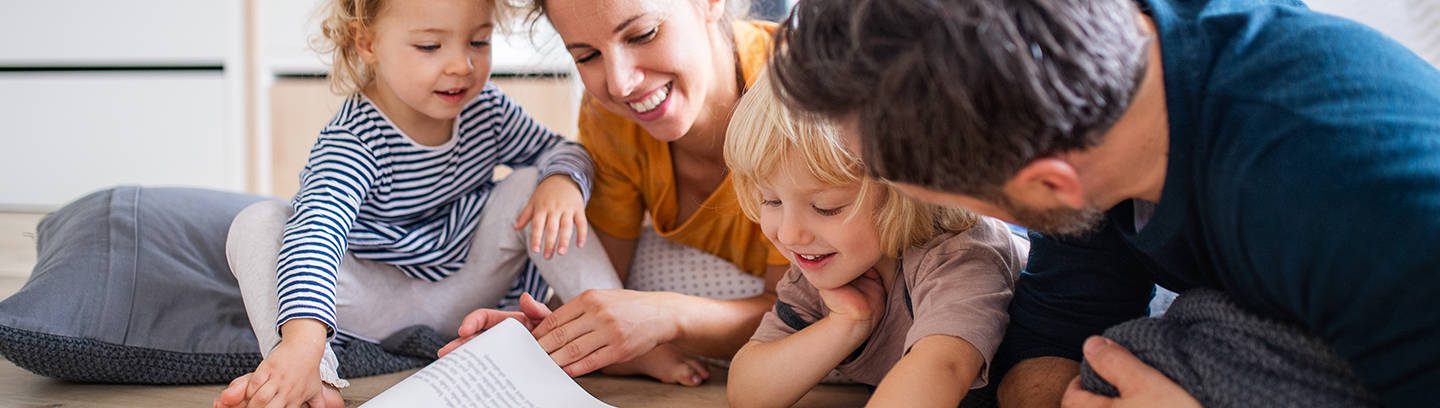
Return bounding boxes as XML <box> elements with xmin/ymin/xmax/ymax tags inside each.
<box><xmin>311</xmin><ymin>0</ymin><xmax>517</xmax><ymax>95</ymax></box>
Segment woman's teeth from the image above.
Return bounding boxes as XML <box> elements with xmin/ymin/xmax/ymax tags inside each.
<box><xmin>629</xmin><ymin>83</ymin><xmax>671</xmax><ymax>113</ymax></box>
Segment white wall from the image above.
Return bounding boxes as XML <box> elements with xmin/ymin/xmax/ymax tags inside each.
<box><xmin>259</xmin><ymin>0</ymin><xmax>574</xmax><ymax>76</ymax></box>
<box><xmin>0</xmin><ymin>1</ymin><xmax>227</xmax><ymax>66</ymax></box>
<box><xmin>1307</xmin><ymin>0</ymin><xmax>1440</xmax><ymax>67</ymax></box>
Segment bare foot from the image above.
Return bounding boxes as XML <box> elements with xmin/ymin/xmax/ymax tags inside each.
<box><xmin>600</xmin><ymin>343</ymin><xmax>710</xmax><ymax>386</ymax></box>
<box><xmin>214</xmin><ymin>373</ymin><xmax>344</xmax><ymax>408</ymax></box>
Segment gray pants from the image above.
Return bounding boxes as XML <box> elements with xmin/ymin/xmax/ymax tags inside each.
<box><xmin>225</xmin><ymin>167</ymin><xmax>623</xmax><ymax>386</ymax></box>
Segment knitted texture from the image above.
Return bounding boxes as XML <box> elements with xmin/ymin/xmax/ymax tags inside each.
<box><xmin>1078</xmin><ymin>289</ymin><xmax>1379</xmax><ymax>408</ymax></box>
<box><xmin>378</xmin><ymin>325</ymin><xmax>450</xmax><ymax>361</ymax></box>
<box><xmin>0</xmin><ymin>325</ymin><xmax>262</xmax><ymax>384</ymax></box>
<box><xmin>333</xmin><ymin>337</ymin><xmax>430</xmax><ymax>379</ymax></box>
<box><xmin>0</xmin><ymin>324</ymin><xmax>448</xmax><ymax>384</ymax></box>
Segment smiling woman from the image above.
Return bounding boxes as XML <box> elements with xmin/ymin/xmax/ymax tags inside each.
<box><xmin>441</xmin><ymin>0</ymin><xmax>796</xmax><ymax>388</ymax></box>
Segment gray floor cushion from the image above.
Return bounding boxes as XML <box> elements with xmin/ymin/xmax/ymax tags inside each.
<box><xmin>0</xmin><ymin>186</ymin><xmax>458</xmax><ymax>384</ymax></box>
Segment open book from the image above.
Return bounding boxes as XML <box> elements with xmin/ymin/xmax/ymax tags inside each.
<box><xmin>361</xmin><ymin>318</ymin><xmax>616</xmax><ymax>407</ymax></box>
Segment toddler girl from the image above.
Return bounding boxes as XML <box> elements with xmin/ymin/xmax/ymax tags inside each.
<box><xmin>725</xmin><ymin>71</ymin><xmax>1030</xmax><ymax>407</ymax></box>
<box><xmin>215</xmin><ymin>0</ymin><xmax>622</xmax><ymax>406</ymax></box>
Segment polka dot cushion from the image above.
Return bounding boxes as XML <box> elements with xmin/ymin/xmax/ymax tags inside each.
<box><xmin>624</xmin><ymin>227</ymin><xmax>766</xmax><ymax>301</ymax></box>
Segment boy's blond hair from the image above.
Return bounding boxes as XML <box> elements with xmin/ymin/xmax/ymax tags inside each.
<box><xmin>726</xmin><ymin>70</ymin><xmax>978</xmax><ymax>258</ymax></box>
<box><xmin>312</xmin><ymin>0</ymin><xmax>516</xmax><ymax>95</ymax></box>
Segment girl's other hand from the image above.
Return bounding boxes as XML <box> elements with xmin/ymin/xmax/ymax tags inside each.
<box><xmin>515</xmin><ymin>174</ymin><xmax>588</xmax><ymax>259</ymax></box>
<box><xmin>440</xmin><ymin>293</ymin><xmax>553</xmax><ymax>358</ymax></box>
<box><xmin>816</xmin><ymin>268</ymin><xmax>887</xmax><ymax>334</ymax></box>
<box><xmin>214</xmin><ymin>319</ymin><xmax>335</xmax><ymax>408</ymax></box>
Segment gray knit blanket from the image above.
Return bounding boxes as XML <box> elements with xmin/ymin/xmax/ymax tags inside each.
<box><xmin>1078</xmin><ymin>288</ymin><xmax>1379</xmax><ymax>408</ymax></box>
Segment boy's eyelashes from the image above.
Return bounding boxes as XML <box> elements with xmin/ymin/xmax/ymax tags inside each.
<box><xmin>759</xmin><ymin>198</ymin><xmax>845</xmax><ymax>216</ymax></box>
<box><xmin>813</xmin><ymin>205</ymin><xmax>844</xmax><ymax>216</ymax></box>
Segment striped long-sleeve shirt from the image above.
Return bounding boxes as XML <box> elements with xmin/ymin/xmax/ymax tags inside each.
<box><xmin>276</xmin><ymin>84</ymin><xmax>593</xmax><ymax>335</ymax></box>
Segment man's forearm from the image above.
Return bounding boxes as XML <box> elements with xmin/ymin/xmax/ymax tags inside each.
<box><xmin>998</xmin><ymin>356</ymin><xmax>1080</xmax><ymax>408</ymax></box>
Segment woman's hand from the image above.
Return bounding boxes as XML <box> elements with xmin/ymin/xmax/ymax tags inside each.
<box><xmin>531</xmin><ymin>289</ymin><xmax>682</xmax><ymax>377</ymax></box>
<box><xmin>515</xmin><ymin>174</ymin><xmax>587</xmax><ymax>259</ymax></box>
<box><xmin>815</xmin><ymin>268</ymin><xmax>887</xmax><ymax>335</ymax></box>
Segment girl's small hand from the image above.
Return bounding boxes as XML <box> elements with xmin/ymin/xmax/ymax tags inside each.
<box><xmin>215</xmin><ymin>319</ymin><xmax>332</xmax><ymax>408</ymax></box>
<box><xmin>515</xmin><ymin>174</ymin><xmax>587</xmax><ymax>259</ymax></box>
<box><xmin>816</xmin><ymin>268</ymin><xmax>887</xmax><ymax>334</ymax></box>
<box><xmin>439</xmin><ymin>293</ymin><xmax>553</xmax><ymax>358</ymax></box>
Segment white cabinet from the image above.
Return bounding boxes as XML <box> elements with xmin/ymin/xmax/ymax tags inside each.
<box><xmin>0</xmin><ymin>72</ymin><xmax>231</xmax><ymax>207</ymax></box>
<box><xmin>0</xmin><ymin>0</ymin><xmax>244</xmax><ymax>210</ymax></box>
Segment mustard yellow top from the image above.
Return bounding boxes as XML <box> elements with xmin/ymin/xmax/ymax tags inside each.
<box><xmin>579</xmin><ymin>20</ymin><xmax>786</xmax><ymax>277</ymax></box>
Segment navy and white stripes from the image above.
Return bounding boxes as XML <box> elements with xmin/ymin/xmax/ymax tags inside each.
<box><xmin>276</xmin><ymin>84</ymin><xmax>593</xmax><ymax>336</ymax></box>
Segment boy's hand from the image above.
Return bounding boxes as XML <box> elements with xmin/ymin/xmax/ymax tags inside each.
<box><xmin>815</xmin><ymin>268</ymin><xmax>887</xmax><ymax>335</ymax></box>
<box><xmin>515</xmin><ymin>174</ymin><xmax>587</xmax><ymax>259</ymax></box>
<box><xmin>439</xmin><ymin>293</ymin><xmax>553</xmax><ymax>358</ymax></box>
<box><xmin>218</xmin><ymin>319</ymin><xmax>330</xmax><ymax>408</ymax></box>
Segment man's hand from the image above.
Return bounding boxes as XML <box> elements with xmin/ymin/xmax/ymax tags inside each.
<box><xmin>1061</xmin><ymin>336</ymin><xmax>1200</xmax><ymax>408</ymax></box>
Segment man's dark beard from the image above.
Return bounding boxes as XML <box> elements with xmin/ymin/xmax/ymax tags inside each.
<box><xmin>991</xmin><ymin>193</ymin><xmax>1106</xmax><ymax>236</ymax></box>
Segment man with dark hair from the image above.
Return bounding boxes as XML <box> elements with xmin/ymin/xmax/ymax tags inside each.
<box><xmin>772</xmin><ymin>0</ymin><xmax>1440</xmax><ymax>406</ymax></box>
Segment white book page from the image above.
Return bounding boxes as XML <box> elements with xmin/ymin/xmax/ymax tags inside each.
<box><xmin>360</xmin><ymin>318</ymin><xmax>616</xmax><ymax>408</ymax></box>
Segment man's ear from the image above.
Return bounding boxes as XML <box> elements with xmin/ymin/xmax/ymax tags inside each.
<box><xmin>1006</xmin><ymin>158</ymin><xmax>1087</xmax><ymax>210</ymax></box>
<box><xmin>352</xmin><ymin>21</ymin><xmax>378</xmax><ymax>64</ymax></box>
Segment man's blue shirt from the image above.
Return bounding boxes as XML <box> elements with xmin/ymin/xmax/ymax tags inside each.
<box><xmin>994</xmin><ymin>0</ymin><xmax>1440</xmax><ymax>406</ymax></box>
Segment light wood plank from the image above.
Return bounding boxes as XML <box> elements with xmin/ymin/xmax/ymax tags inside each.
<box><xmin>0</xmin><ymin>358</ymin><xmax>868</xmax><ymax>407</ymax></box>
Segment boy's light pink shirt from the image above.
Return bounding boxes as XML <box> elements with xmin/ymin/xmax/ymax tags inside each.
<box><xmin>749</xmin><ymin>217</ymin><xmax>1030</xmax><ymax>388</ymax></box>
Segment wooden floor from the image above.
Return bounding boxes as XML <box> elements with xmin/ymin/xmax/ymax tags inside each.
<box><xmin>0</xmin><ymin>212</ymin><xmax>870</xmax><ymax>407</ymax></box>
